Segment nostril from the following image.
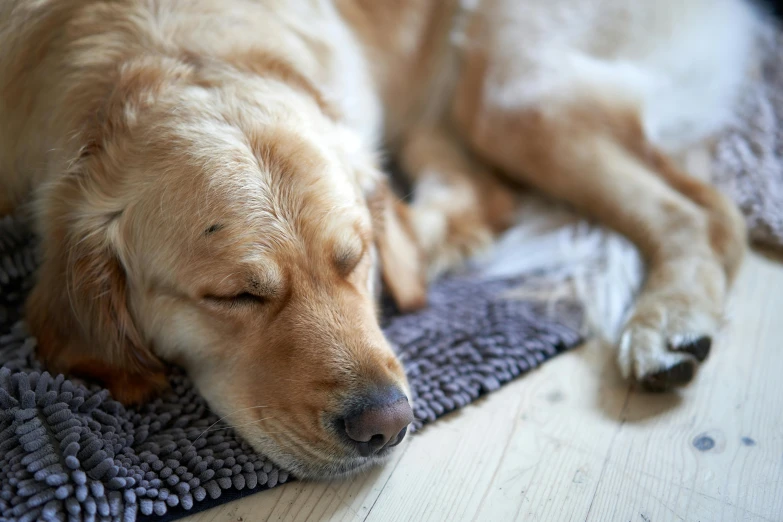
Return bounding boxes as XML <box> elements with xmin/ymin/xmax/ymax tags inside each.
<box><xmin>341</xmin><ymin>390</ymin><xmax>413</xmax><ymax>456</ymax></box>
<box><xmin>352</xmin><ymin>434</ymin><xmax>388</xmax><ymax>457</ymax></box>
<box><xmin>368</xmin><ymin>434</ymin><xmax>386</xmax><ymax>449</ymax></box>
<box><xmin>387</xmin><ymin>426</ymin><xmax>407</xmax><ymax>449</ymax></box>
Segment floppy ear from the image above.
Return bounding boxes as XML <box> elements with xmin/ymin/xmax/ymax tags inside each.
<box><xmin>23</xmin><ymin>58</ymin><xmax>175</xmax><ymax>404</ymax></box>
<box><xmin>26</xmin><ymin>215</ymin><xmax>167</xmax><ymax>405</ymax></box>
<box><xmin>367</xmin><ymin>180</ymin><xmax>428</xmax><ymax>312</ymax></box>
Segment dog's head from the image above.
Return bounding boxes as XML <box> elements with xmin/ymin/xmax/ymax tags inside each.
<box><xmin>26</xmin><ymin>57</ymin><xmax>427</xmax><ymax>478</ymax></box>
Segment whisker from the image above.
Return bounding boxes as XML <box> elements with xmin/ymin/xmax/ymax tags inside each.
<box><xmin>204</xmin><ymin>416</ymin><xmax>276</xmax><ymax>433</ymax></box>
<box><xmin>186</xmin><ymin>405</ymin><xmax>274</xmax><ymax>451</ymax></box>
<box><xmin>282</xmin><ymin>377</ymin><xmax>313</xmax><ymax>385</ymax></box>
<box><xmin>266</xmin><ymin>428</ymin><xmax>317</xmax><ymax>454</ymax></box>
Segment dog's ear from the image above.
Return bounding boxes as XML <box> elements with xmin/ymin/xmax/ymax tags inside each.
<box><xmin>367</xmin><ymin>180</ymin><xmax>428</xmax><ymax>312</ymax></box>
<box><xmin>24</xmin><ymin>58</ymin><xmax>171</xmax><ymax>404</ymax></box>
<box><xmin>26</xmin><ymin>213</ymin><xmax>167</xmax><ymax>405</ymax></box>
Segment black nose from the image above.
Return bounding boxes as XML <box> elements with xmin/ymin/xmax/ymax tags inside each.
<box><xmin>341</xmin><ymin>387</ymin><xmax>414</xmax><ymax>456</ymax></box>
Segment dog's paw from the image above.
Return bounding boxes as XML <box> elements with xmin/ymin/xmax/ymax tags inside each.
<box><xmin>410</xmin><ymin>206</ymin><xmax>493</xmax><ymax>280</ymax></box>
<box><xmin>616</xmin><ymin>294</ymin><xmax>720</xmax><ymax>391</ymax></box>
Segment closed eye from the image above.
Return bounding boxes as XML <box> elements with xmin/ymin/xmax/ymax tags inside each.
<box><xmin>204</xmin><ymin>292</ymin><xmax>266</xmax><ymax>308</ymax></box>
<box><xmin>336</xmin><ymin>254</ymin><xmax>362</xmax><ymax>277</ymax></box>
<box><xmin>334</xmin><ymin>246</ymin><xmax>366</xmax><ymax>277</ymax></box>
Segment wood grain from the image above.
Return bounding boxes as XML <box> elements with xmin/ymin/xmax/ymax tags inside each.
<box><xmin>185</xmin><ymin>252</ymin><xmax>783</xmax><ymax>522</ymax></box>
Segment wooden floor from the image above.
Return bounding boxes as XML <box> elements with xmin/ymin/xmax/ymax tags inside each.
<box><xmin>185</xmin><ymin>251</ymin><xmax>783</xmax><ymax>522</ymax></box>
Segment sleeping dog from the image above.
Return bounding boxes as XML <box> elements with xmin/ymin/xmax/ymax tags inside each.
<box><xmin>0</xmin><ymin>0</ymin><xmax>760</xmax><ymax>478</ymax></box>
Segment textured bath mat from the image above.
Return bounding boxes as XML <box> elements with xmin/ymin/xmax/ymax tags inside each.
<box><xmin>0</xmin><ymin>212</ymin><xmax>583</xmax><ymax>522</ymax></box>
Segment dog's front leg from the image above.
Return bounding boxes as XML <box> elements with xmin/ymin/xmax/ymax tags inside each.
<box><xmin>452</xmin><ymin>84</ymin><xmax>746</xmax><ymax>390</ymax></box>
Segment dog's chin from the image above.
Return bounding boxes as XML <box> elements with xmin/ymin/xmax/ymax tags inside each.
<box><xmin>249</xmin><ymin>437</ymin><xmax>399</xmax><ymax>481</ymax></box>
<box><xmin>299</xmin><ymin>449</ymin><xmax>398</xmax><ymax>481</ymax></box>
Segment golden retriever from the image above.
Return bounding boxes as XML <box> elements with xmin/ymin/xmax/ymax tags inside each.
<box><xmin>0</xmin><ymin>0</ymin><xmax>759</xmax><ymax>478</ymax></box>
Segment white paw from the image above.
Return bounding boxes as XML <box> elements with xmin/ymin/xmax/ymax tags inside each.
<box><xmin>410</xmin><ymin>206</ymin><xmax>493</xmax><ymax>280</ymax></box>
<box><xmin>617</xmin><ymin>295</ymin><xmax>719</xmax><ymax>391</ymax></box>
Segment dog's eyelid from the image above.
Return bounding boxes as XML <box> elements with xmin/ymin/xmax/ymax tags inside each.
<box><xmin>231</xmin><ymin>291</ymin><xmax>266</xmax><ymax>304</ymax></box>
<box><xmin>203</xmin><ymin>291</ymin><xmax>267</xmax><ymax>307</ymax></box>
<box><xmin>334</xmin><ymin>245</ymin><xmax>365</xmax><ymax>276</ymax></box>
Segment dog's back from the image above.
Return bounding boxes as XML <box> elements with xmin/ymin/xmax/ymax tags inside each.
<box><xmin>341</xmin><ymin>0</ymin><xmax>759</xmax><ymax>151</ymax></box>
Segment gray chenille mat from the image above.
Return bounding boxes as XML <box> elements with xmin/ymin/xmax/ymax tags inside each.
<box><xmin>3</xmin><ymin>15</ymin><xmax>783</xmax><ymax>522</ymax></box>
<box><xmin>0</xmin><ymin>211</ymin><xmax>583</xmax><ymax>522</ymax></box>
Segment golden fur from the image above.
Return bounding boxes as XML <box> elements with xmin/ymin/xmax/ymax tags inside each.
<box><xmin>0</xmin><ymin>0</ymin><xmax>757</xmax><ymax>477</ymax></box>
